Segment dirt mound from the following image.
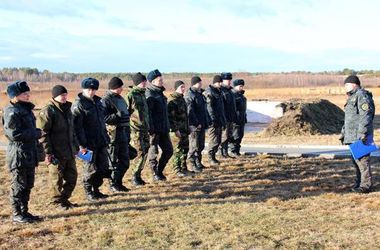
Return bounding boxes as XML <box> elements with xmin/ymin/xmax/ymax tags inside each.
<box><xmin>263</xmin><ymin>99</ymin><xmax>344</xmax><ymax>136</ymax></box>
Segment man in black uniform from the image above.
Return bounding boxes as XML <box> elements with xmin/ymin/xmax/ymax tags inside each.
<box><xmin>2</xmin><ymin>81</ymin><xmax>43</xmax><ymax>223</ymax></box>
<box><xmin>185</xmin><ymin>76</ymin><xmax>209</xmax><ymax>172</ymax></box>
<box><xmin>220</xmin><ymin>72</ymin><xmax>237</xmax><ymax>158</ymax></box>
<box><xmin>204</xmin><ymin>75</ymin><xmax>226</xmax><ymax>166</ymax></box>
<box><xmin>229</xmin><ymin>79</ymin><xmax>247</xmax><ymax>157</ymax></box>
<box><xmin>146</xmin><ymin>69</ymin><xmax>173</xmax><ymax>181</ymax></box>
<box><xmin>72</xmin><ymin>77</ymin><xmax>111</xmax><ymax>201</ymax></box>
<box><xmin>102</xmin><ymin>77</ymin><xmax>130</xmax><ymax>192</ymax></box>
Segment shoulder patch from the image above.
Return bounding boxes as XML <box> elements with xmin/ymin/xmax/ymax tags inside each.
<box><xmin>361</xmin><ymin>103</ymin><xmax>369</xmax><ymax>111</ymax></box>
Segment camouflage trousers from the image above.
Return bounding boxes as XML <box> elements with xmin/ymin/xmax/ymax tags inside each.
<box><xmin>170</xmin><ymin>132</ymin><xmax>189</xmax><ymax>173</ymax></box>
<box><xmin>10</xmin><ymin>166</ymin><xmax>35</xmax><ymax>215</ymax></box>
<box><xmin>229</xmin><ymin>123</ymin><xmax>245</xmax><ymax>154</ymax></box>
<box><xmin>188</xmin><ymin>127</ymin><xmax>205</xmax><ymax>161</ymax></box>
<box><xmin>208</xmin><ymin>125</ymin><xmax>222</xmax><ymax>155</ymax></box>
<box><xmin>351</xmin><ymin>154</ymin><xmax>373</xmax><ymax>189</ymax></box>
<box><xmin>147</xmin><ymin>132</ymin><xmax>173</xmax><ymax>175</ymax></box>
<box><xmin>49</xmin><ymin>158</ymin><xmax>77</xmax><ymax>203</ymax></box>
<box><xmin>130</xmin><ymin>130</ymin><xmax>149</xmax><ymax>177</ymax></box>
<box><xmin>220</xmin><ymin>122</ymin><xmax>233</xmax><ymax>153</ymax></box>
<box><xmin>83</xmin><ymin>147</ymin><xmax>110</xmax><ymax>193</ymax></box>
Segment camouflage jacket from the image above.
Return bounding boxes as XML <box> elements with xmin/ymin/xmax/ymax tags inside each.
<box><xmin>37</xmin><ymin>99</ymin><xmax>78</xmax><ymax>160</ymax></box>
<box><xmin>220</xmin><ymin>86</ymin><xmax>237</xmax><ymax>123</ymax></box>
<box><xmin>126</xmin><ymin>86</ymin><xmax>150</xmax><ymax>132</ymax></box>
<box><xmin>167</xmin><ymin>92</ymin><xmax>189</xmax><ymax>134</ymax></box>
<box><xmin>2</xmin><ymin>101</ymin><xmax>41</xmax><ymax>170</ymax></box>
<box><xmin>204</xmin><ymin>85</ymin><xmax>227</xmax><ymax>128</ymax></box>
<box><xmin>232</xmin><ymin>89</ymin><xmax>248</xmax><ymax>125</ymax></box>
<box><xmin>342</xmin><ymin>88</ymin><xmax>375</xmax><ymax>144</ymax></box>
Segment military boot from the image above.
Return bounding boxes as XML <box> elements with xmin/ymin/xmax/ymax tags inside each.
<box><xmin>196</xmin><ymin>156</ymin><xmax>206</xmax><ymax>169</ymax></box>
<box><xmin>189</xmin><ymin>157</ymin><xmax>202</xmax><ymax>173</ymax></box>
<box><xmin>94</xmin><ymin>187</ymin><xmax>108</xmax><ymax>199</ymax></box>
<box><xmin>132</xmin><ymin>174</ymin><xmax>146</xmax><ymax>186</ymax></box>
<box><xmin>220</xmin><ymin>148</ymin><xmax>228</xmax><ymax>159</ymax></box>
<box><xmin>21</xmin><ymin>204</ymin><xmax>42</xmax><ymax>222</ymax></box>
<box><xmin>12</xmin><ymin>205</ymin><xmax>32</xmax><ymax>223</ymax></box>
<box><xmin>84</xmin><ymin>185</ymin><xmax>98</xmax><ymax>201</ymax></box>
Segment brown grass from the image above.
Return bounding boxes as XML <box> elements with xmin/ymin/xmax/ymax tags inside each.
<box><xmin>0</xmin><ymin>151</ymin><xmax>379</xmax><ymax>249</ymax></box>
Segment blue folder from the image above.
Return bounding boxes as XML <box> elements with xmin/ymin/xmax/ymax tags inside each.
<box><xmin>349</xmin><ymin>136</ymin><xmax>378</xmax><ymax>160</ymax></box>
<box><xmin>77</xmin><ymin>150</ymin><xmax>93</xmax><ymax>162</ymax></box>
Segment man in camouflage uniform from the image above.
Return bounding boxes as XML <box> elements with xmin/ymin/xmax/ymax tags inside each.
<box><xmin>185</xmin><ymin>76</ymin><xmax>209</xmax><ymax>172</ymax></box>
<box><xmin>146</xmin><ymin>69</ymin><xmax>173</xmax><ymax>181</ymax></box>
<box><xmin>220</xmin><ymin>72</ymin><xmax>237</xmax><ymax>158</ymax></box>
<box><xmin>72</xmin><ymin>78</ymin><xmax>110</xmax><ymax>201</ymax></box>
<box><xmin>229</xmin><ymin>79</ymin><xmax>247</xmax><ymax>157</ymax></box>
<box><xmin>168</xmin><ymin>80</ymin><xmax>193</xmax><ymax>176</ymax></box>
<box><xmin>126</xmin><ymin>72</ymin><xmax>150</xmax><ymax>186</ymax></box>
<box><xmin>340</xmin><ymin>75</ymin><xmax>375</xmax><ymax>194</ymax></box>
<box><xmin>37</xmin><ymin>85</ymin><xmax>78</xmax><ymax>209</ymax></box>
<box><xmin>101</xmin><ymin>77</ymin><xmax>130</xmax><ymax>192</ymax></box>
<box><xmin>204</xmin><ymin>75</ymin><xmax>226</xmax><ymax>166</ymax></box>
<box><xmin>2</xmin><ymin>81</ymin><xmax>43</xmax><ymax>223</ymax></box>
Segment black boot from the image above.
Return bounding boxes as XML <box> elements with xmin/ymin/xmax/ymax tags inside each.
<box><xmin>190</xmin><ymin>157</ymin><xmax>202</xmax><ymax>173</ymax></box>
<box><xmin>196</xmin><ymin>157</ymin><xmax>205</xmax><ymax>170</ymax></box>
<box><xmin>84</xmin><ymin>185</ymin><xmax>98</xmax><ymax>201</ymax></box>
<box><xmin>132</xmin><ymin>174</ymin><xmax>146</xmax><ymax>186</ymax></box>
<box><xmin>94</xmin><ymin>187</ymin><xmax>108</xmax><ymax>199</ymax></box>
<box><xmin>12</xmin><ymin>205</ymin><xmax>32</xmax><ymax>223</ymax></box>
<box><xmin>220</xmin><ymin>148</ymin><xmax>228</xmax><ymax>159</ymax></box>
<box><xmin>21</xmin><ymin>204</ymin><xmax>42</xmax><ymax>222</ymax></box>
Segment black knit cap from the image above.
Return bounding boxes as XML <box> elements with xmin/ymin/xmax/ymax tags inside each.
<box><xmin>344</xmin><ymin>75</ymin><xmax>360</xmax><ymax>86</ymax></box>
<box><xmin>174</xmin><ymin>80</ymin><xmax>185</xmax><ymax>90</ymax></box>
<box><xmin>221</xmin><ymin>72</ymin><xmax>232</xmax><ymax>80</ymax></box>
<box><xmin>191</xmin><ymin>76</ymin><xmax>202</xmax><ymax>86</ymax></box>
<box><xmin>213</xmin><ymin>75</ymin><xmax>222</xmax><ymax>83</ymax></box>
<box><xmin>108</xmin><ymin>77</ymin><xmax>124</xmax><ymax>89</ymax></box>
<box><xmin>233</xmin><ymin>79</ymin><xmax>245</xmax><ymax>87</ymax></box>
<box><xmin>52</xmin><ymin>85</ymin><xmax>68</xmax><ymax>98</ymax></box>
<box><xmin>132</xmin><ymin>72</ymin><xmax>147</xmax><ymax>86</ymax></box>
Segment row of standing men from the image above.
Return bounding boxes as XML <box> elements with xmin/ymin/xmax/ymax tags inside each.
<box><xmin>1</xmin><ymin>70</ymin><xmax>247</xmax><ymax>223</ymax></box>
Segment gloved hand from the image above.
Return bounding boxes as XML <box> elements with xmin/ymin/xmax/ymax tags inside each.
<box><xmin>361</xmin><ymin>137</ymin><xmax>367</xmax><ymax>145</ymax></box>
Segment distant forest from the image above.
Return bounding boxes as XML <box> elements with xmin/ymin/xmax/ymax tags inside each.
<box><xmin>1</xmin><ymin>67</ymin><xmax>380</xmax><ymax>88</ymax></box>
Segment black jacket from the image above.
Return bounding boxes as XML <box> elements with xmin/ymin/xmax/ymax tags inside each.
<box><xmin>204</xmin><ymin>85</ymin><xmax>227</xmax><ymax>128</ymax></box>
<box><xmin>72</xmin><ymin>93</ymin><xmax>109</xmax><ymax>149</ymax></box>
<box><xmin>232</xmin><ymin>89</ymin><xmax>247</xmax><ymax>125</ymax></box>
<box><xmin>145</xmin><ymin>84</ymin><xmax>170</xmax><ymax>134</ymax></box>
<box><xmin>221</xmin><ymin>86</ymin><xmax>237</xmax><ymax>123</ymax></box>
<box><xmin>2</xmin><ymin>101</ymin><xmax>42</xmax><ymax>170</ymax></box>
<box><xmin>101</xmin><ymin>91</ymin><xmax>131</xmax><ymax>142</ymax></box>
<box><xmin>185</xmin><ymin>87</ymin><xmax>209</xmax><ymax>129</ymax></box>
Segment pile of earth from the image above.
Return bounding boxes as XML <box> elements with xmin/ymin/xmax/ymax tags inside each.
<box><xmin>263</xmin><ymin>99</ymin><xmax>344</xmax><ymax>136</ymax></box>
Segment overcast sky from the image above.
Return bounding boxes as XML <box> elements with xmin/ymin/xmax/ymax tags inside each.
<box><xmin>1</xmin><ymin>0</ymin><xmax>380</xmax><ymax>73</ymax></box>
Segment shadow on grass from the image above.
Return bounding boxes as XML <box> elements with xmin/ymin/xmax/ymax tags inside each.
<box><xmin>45</xmin><ymin>155</ymin><xmax>380</xmax><ymax>220</ymax></box>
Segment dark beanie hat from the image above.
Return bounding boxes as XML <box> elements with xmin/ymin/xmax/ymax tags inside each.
<box><xmin>7</xmin><ymin>81</ymin><xmax>30</xmax><ymax>99</ymax></box>
<box><xmin>191</xmin><ymin>76</ymin><xmax>202</xmax><ymax>86</ymax></box>
<box><xmin>52</xmin><ymin>85</ymin><xmax>68</xmax><ymax>98</ymax></box>
<box><xmin>344</xmin><ymin>75</ymin><xmax>360</xmax><ymax>85</ymax></box>
<box><xmin>108</xmin><ymin>77</ymin><xmax>124</xmax><ymax>89</ymax></box>
<box><xmin>221</xmin><ymin>72</ymin><xmax>233</xmax><ymax>80</ymax></box>
<box><xmin>81</xmin><ymin>77</ymin><xmax>99</xmax><ymax>90</ymax></box>
<box><xmin>213</xmin><ymin>75</ymin><xmax>223</xmax><ymax>83</ymax></box>
<box><xmin>132</xmin><ymin>72</ymin><xmax>147</xmax><ymax>86</ymax></box>
<box><xmin>174</xmin><ymin>80</ymin><xmax>185</xmax><ymax>90</ymax></box>
<box><xmin>147</xmin><ymin>69</ymin><xmax>162</xmax><ymax>82</ymax></box>
<box><xmin>233</xmin><ymin>79</ymin><xmax>245</xmax><ymax>87</ymax></box>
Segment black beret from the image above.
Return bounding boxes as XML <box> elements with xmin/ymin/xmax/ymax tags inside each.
<box><xmin>213</xmin><ymin>75</ymin><xmax>223</xmax><ymax>83</ymax></box>
<box><xmin>221</xmin><ymin>72</ymin><xmax>233</xmax><ymax>80</ymax></box>
<box><xmin>147</xmin><ymin>69</ymin><xmax>162</xmax><ymax>82</ymax></box>
<box><xmin>132</xmin><ymin>72</ymin><xmax>147</xmax><ymax>86</ymax></box>
<box><xmin>233</xmin><ymin>79</ymin><xmax>245</xmax><ymax>87</ymax></box>
<box><xmin>191</xmin><ymin>76</ymin><xmax>202</xmax><ymax>86</ymax></box>
<box><xmin>344</xmin><ymin>75</ymin><xmax>360</xmax><ymax>86</ymax></box>
<box><xmin>81</xmin><ymin>77</ymin><xmax>99</xmax><ymax>90</ymax></box>
<box><xmin>52</xmin><ymin>85</ymin><xmax>68</xmax><ymax>98</ymax></box>
<box><xmin>108</xmin><ymin>77</ymin><xmax>124</xmax><ymax>89</ymax></box>
<box><xmin>7</xmin><ymin>81</ymin><xmax>30</xmax><ymax>99</ymax></box>
<box><xmin>174</xmin><ymin>80</ymin><xmax>185</xmax><ymax>90</ymax></box>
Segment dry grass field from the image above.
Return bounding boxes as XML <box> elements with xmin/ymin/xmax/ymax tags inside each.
<box><xmin>0</xmin><ymin>151</ymin><xmax>379</xmax><ymax>249</ymax></box>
